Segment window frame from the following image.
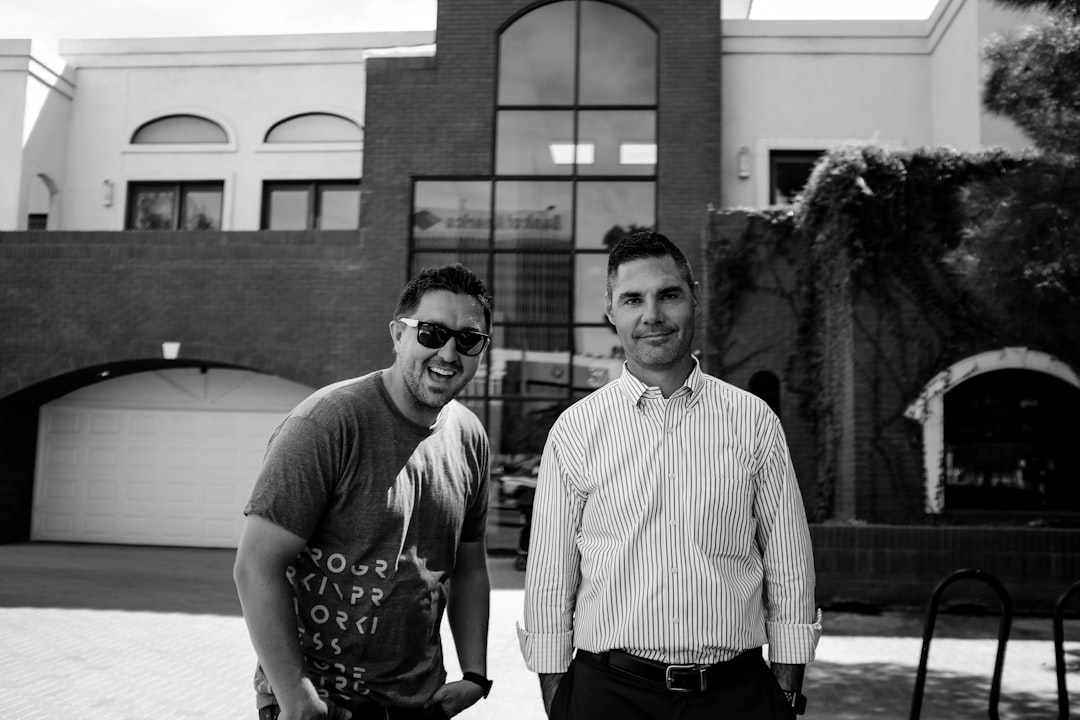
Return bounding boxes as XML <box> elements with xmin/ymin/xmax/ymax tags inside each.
<box><xmin>260</xmin><ymin>180</ymin><xmax>361</xmax><ymax>230</ymax></box>
<box><xmin>125</xmin><ymin>180</ymin><xmax>225</xmax><ymax>231</ymax></box>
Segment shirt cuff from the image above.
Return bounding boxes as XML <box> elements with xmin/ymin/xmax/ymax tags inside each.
<box><xmin>766</xmin><ymin>608</ymin><xmax>823</xmax><ymax>664</ymax></box>
<box><xmin>516</xmin><ymin>622</ymin><xmax>574</xmax><ymax>673</ymax></box>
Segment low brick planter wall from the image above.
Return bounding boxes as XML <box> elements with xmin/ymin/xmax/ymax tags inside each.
<box><xmin>811</xmin><ymin>524</ymin><xmax>1080</xmax><ymax>614</ymax></box>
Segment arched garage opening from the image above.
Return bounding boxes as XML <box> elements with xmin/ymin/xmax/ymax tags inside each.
<box><xmin>32</xmin><ymin>368</ymin><xmax>312</xmax><ymax>548</ymax></box>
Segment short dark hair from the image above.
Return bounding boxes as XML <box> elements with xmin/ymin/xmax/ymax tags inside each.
<box><xmin>606</xmin><ymin>231</ymin><xmax>695</xmax><ymax>294</ymax></box>
<box><xmin>395</xmin><ymin>263</ymin><xmax>493</xmax><ymax>329</ymax></box>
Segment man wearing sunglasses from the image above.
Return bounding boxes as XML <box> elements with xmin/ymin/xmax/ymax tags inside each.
<box><xmin>235</xmin><ymin>263</ymin><xmax>494</xmax><ymax>720</ymax></box>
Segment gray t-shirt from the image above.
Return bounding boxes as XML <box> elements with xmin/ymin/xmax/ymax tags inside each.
<box><xmin>244</xmin><ymin>370</ymin><xmax>489</xmax><ymax>710</ymax></box>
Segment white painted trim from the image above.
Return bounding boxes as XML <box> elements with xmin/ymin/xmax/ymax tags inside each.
<box><xmin>904</xmin><ymin>347</ymin><xmax>1080</xmax><ymax>513</ymax></box>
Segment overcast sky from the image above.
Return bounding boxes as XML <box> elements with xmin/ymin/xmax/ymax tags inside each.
<box><xmin>2</xmin><ymin>0</ymin><xmax>942</xmax><ymax>41</ymax></box>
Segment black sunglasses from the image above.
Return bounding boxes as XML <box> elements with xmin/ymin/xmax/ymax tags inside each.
<box><xmin>398</xmin><ymin>318</ymin><xmax>490</xmax><ymax>356</ymax></box>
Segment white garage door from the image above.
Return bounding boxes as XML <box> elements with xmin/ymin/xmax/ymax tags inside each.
<box><xmin>33</xmin><ymin>368</ymin><xmax>313</xmax><ymax>548</ymax></box>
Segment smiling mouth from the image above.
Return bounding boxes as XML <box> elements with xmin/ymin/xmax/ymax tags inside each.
<box><xmin>427</xmin><ymin>365</ymin><xmax>456</xmax><ymax>380</ymax></box>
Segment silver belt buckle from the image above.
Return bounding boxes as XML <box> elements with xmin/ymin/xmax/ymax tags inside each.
<box><xmin>664</xmin><ymin>663</ymin><xmax>707</xmax><ymax>692</ymax></box>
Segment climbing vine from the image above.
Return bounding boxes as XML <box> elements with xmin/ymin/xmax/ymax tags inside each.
<box><xmin>707</xmin><ymin>145</ymin><xmax>1080</xmax><ymax>522</ymax></box>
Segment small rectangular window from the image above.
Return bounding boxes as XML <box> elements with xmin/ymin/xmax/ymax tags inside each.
<box><xmin>262</xmin><ymin>180</ymin><xmax>360</xmax><ymax>230</ymax></box>
<box><xmin>127</xmin><ymin>181</ymin><xmax>224</xmax><ymax>230</ymax></box>
<box><xmin>27</xmin><ymin>214</ymin><xmax>48</xmax><ymax>230</ymax></box>
<box><xmin>769</xmin><ymin>150</ymin><xmax>823</xmax><ymax>205</ymax></box>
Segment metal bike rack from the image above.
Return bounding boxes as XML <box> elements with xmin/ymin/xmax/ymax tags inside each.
<box><xmin>909</xmin><ymin>568</ymin><xmax>1013</xmax><ymax>720</ymax></box>
<box><xmin>1054</xmin><ymin>580</ymin><xmax>1080</xmax><ymax>720</ymax></box>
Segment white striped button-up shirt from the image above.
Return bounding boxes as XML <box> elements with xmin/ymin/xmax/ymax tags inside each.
<box><xmin>518</xmin><ymin>360</ymin><xmax>821</xmax><ymax>673</ymax></box>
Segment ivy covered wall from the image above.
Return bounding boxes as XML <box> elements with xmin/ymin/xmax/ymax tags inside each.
<box><xmin>704</xmin><ymin>145</ymin><xmax>1080</xmax><ymax>525</ymax></box>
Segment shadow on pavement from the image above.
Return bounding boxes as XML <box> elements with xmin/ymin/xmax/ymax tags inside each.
<box><xmin>809</xmin><ymin>659</ymin><xmax>1062</xmax><ymax>720</ymax></box>
<box><xmin>0</xmin><ymin>542</ymin><xmax>528</xmax><ymax>614</ymax></box>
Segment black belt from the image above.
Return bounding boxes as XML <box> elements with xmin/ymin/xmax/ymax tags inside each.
<box><xmin>576</xmin><ymin>648</ymin><xmax>759</xmax><ymax>693</ymax></box>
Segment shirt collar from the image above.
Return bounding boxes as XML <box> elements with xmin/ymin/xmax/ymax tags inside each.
<box><xmin>616</xmin><ymin>356</ymin><xmax>705</xmax><ymax>408</ymax></box>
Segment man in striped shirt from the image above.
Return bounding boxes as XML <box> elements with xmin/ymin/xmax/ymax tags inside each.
<box><xmin>518</xmin><ymin>232</ymin><xmax>820</xmax><ymax>719</ymax></box>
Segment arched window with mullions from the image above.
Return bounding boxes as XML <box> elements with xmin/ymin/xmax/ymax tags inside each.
<box><xmin>410</xmin><ymin>1</ymin><xmax>658</xmax><ymax>463</ymax></box>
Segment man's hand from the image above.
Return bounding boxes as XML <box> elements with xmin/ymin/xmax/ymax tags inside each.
<box><xmin>425</xmin><ymin>679</ymin><xmax>485</xmax><ymax>717</ymax></box>
<box><xmin>276</xmin><ymin>685</ymin><xmax>352</xmax><ymax>720</ymax></box>
<box><xmin>538</xmin><ymin>673</ymin><xmax>564</xmax><ymax>716</ymax></box>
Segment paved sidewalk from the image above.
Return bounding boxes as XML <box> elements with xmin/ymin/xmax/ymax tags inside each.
<box><xmin>0</xmin><ymin>543</ymin><xmax>1074</xmax><ymax>719</ymax></box>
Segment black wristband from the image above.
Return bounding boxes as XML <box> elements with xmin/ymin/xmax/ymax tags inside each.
<box><xmin>462</xmin><ymin>671</ymin><xmax>493</xmax><ymax>698</ymax></box>
<box><xmin>783</xmin><ymin>690</ymin><xmax>807</xmax><ymax>715</ymax></box>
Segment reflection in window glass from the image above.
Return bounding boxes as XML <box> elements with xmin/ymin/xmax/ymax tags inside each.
<box><xmin>494</xmin><ymin>181</ymin><xmax>572</xmax><ymax>249</ymax></box>
<box><xmin>413</xmin><ymin>181</ymin><xmax>492</xmax><ymax>250</ymax></box>
<box><xmin>319</xmin><ymin>186</ymin><xmax>360</xmax><ymax>229</ymax></box>
<box><xmin>579</xmin><ymin>1</ymin><xmax>656</xmax><ymax>105</ymax></box>
<box><xmin>262</xmin><ymin>181</ymin><xmax>359</xmax><ymax>230</ymax></box>
<box><xmin>411</xmin><ymin>251</ymin><xmax>491</xmax><ymax>283</ymax></box>
<box><xmin>575</xmin><ymin>327</ymin><xmax>625</xmax><ymax>367</ymax></box>
<box><xmin>578</xmin><ymin>110</ymin><xmax>655</xmax><ymax>175</ymax></box>
<box><xmin>498</xmin><ymin>1</ymin><xmax>576</xmax><ymax>105</ymax></box>
<box><xmin>574</xmin><ymin>181</ymin><xmax>655</xmax><ymax>249</ymax></box>
<box><xmin>183</xmin><ymin>188</ymin><xmax>223</xmax><ymax>230</ymax></box>
<box><xmin>496</xmin><ymin>111</ymin><xmax>574</xmax><ymax>175</ymax></box>
<box><xmin>267</xmin><ymin>188</ymin><xmax>309</xmax><ymax>230</ymax></box>
<box><xmin>127</xmin><ymin>182</ymin><xmax>223</xmax><ymax>230</ymax></box>
<box><xmin>573</xmin><ymin>253</ymin><xmax>610</xmax><ymax>324</ymax></box>
<box><xmin>492</xmin><ymin>252</ymin><xmax>572</xmax><ymax>329</ymax></box>
<box><xmin>550</xmin><ymin>143</ymin><xmax>595</xmax><ymax>165</ymax></box>
<box><xmin>130</xmin><ymin>188</ymin><xmax>176</xmax><ymax>229</ymax></box>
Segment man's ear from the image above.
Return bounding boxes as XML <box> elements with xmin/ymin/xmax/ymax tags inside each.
<box><xmin>691</xmin><ymin>281</ymin><xmax>701</xmax><ymax>305</ymax></box>
<box><xmin>389</xmin><ymin>319</ymin><xmax>403</xmax><ymax>351</ymax></box>
<box><xmin>604</xmin><ymin>292</ymin><xmax>615</xmax><ymax>325</ymax></box>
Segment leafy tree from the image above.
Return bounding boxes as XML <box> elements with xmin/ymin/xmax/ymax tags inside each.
<box><xmin>983</xmin><ymin>0</ymin><xmax>1080</xmax><ymax>154</ymax></box>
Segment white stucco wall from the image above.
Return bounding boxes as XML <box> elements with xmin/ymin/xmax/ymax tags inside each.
<box><xmin>0</xmin><ymin>41</ymin><xmax>31</xmax><ymax>229</ymax></box>
<box><xmin>721</xmin><ymin>20</ymin><xmax>933</xmax><ymax>208</ymax></box>
<box><xmin>720</xmin><ymin>0</ymin><xmax>1040</xmax><ymax>209</ymax></box>
<box><xmin>54</xmin><ymin>32</ymin><xmax>432</xmax><ymax>230</ymax></box>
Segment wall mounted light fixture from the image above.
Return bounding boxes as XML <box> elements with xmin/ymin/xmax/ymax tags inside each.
<box><xmin>737</xmin><ymin>147</ymin><xmax>751</xmax><ymax>180</ymax></box>
<box><xmin>102</xmin><ymin>179</ymin><xmax>114</xmax><ymax>207</ymax></box>
<box><xmin>162</xmin><ymin>342</ymin><xmax>181</xmax><ymax>360</ymax></box>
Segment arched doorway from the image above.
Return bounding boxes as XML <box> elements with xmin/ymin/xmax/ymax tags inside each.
<box><xmin>905</xmin><ymin>347</ymin><xmax>1080</xmax><ymax>514</ymax></box>
<box><xmin>944</xmin><ymin>369</ymin><xmax>1080</xmax><ymax>512</ymax></box>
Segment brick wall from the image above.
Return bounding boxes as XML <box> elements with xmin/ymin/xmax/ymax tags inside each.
<box><xmin>364</xmin><ymin>0</ymin><xmax>721</xmax><ymax>274</ymax></box>
<box><xmin>0</xmin><ymin>229</ymin><xmax>404</xmax><ymax>541</ymax></box>
<box><xmin>813</xmin><ymin>524</ymin><xmax>1080</xmax><ymax>614</ymax></box>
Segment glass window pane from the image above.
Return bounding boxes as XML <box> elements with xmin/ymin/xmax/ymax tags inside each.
<box><xmin>488</xmin><ymin>396</ymin><xmax>571</xmax><ymax>459</ymax></box>
<box><xmin>575</xmin><ymin>327</ymin><xmax>625</xmax><ymax>370</ymax></box>
<box><xmin>318</xmin><ymin>186</ymin><xmax>360</xmax><ymax>229</ymax></box>
<box><xmin>492</xmin><ymin>252</ymin><xmax>573</xmax><ymax>330</ymax></box>
<box><xmin>578</xmin><ymin>110</ymin><xmax>655</xmax><ymax>175</ymax></box>
<box><xmin>579</xmin><ymin>1</ymin><xmax>656</xmax><ymax>105</ymax></box>
<box><xmin>182</xmin><ymin>188</ymin><xmax>222</xmax><ymax>230</ymax></box>
<box><xmin>132</xmin><ymin>115</ymin><xmax>227</xmax><ymax>144</ymax></box>
<box><xmin>496</xmin><ymin>110</ymin><xmax>574</xmax><ymax>175</ymax></box>
<box><xmin>498</xmin><ymin>1</ymin><xmax>576</xmax><ymax>106</ymax></box>
<box><xmin>573</xmin><ymin>253</ymin><xmax>609</xmax><ymax>324</ymax></box>
<box><xmin>265</xmin><ymin>113</ymin><xmax>362</xmax><ymax>143</ymax></box>
<box><xmin>130</xmin><ymin>188</ymin><xmax>176</xmax><ymax>229</ymax></box>
<box><xmin>574</xmin><ymin>181</ymin><xmax>655</xmax><ymax>249</ymax></box>
<box><xmin>410</xmin><ymin>252</ymin><xmax>491</xmax><ymax>290</ymax></box>
<box><xmin>413</xmin><ymin>181</ymin><xmax>492</xmax><ymax>250</ymax></box>
<box><xmin>267</xmin><ymin>188</ymin><xmax>310</xmax><ymax>230</ymax></box>
<box><xmin>494</xmin><ymin>181</ymin><xmax>572</xmax><ymax>249</ymax></box>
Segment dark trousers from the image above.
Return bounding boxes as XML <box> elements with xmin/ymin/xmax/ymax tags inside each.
<box><xmin>259</xmin><ymin>703</ymin><xmax>449</xmax><ymax>720</ymax></box>
<box><xmin>551</xmin><ymin>650</ymin><xmax>795</xmax><ymax>720</ymax></box>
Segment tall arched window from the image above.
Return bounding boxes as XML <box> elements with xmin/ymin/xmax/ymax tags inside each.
<box><xmin>410</xmin><ymin>1</ymin><xmax>658</xmax><ymax>460</ymax></box>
